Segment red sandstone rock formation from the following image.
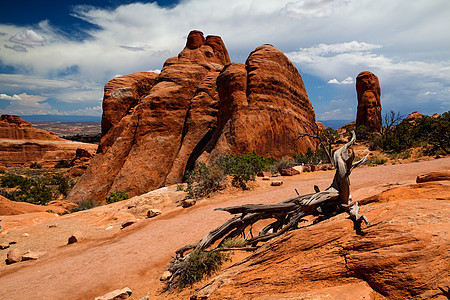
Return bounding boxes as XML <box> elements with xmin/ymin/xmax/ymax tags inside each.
<box><xmin>0</xmin><ymin>115</ymin><xmax>97</xmax><ymax>167</ymax></box>
<box><xmin>355</xmin><ymin>71</ymin><xmax>382</xmax><ymax>132</ymax></box>
<box><xmin>68</xmin><ymin>33</ymin><xmax>318</xmax><ymax>203</ymax></box>
<box><xmin>402</xmin><ymin>111</ymin><xmax>424</xmax><ymax>124</ymax></box>
<box><xmin>198</xmin><ymin>45</ymin><xmax>317</xmax><ymax>164</ymax></box>
<box><xmin>68</xmin><ymin>30</ymin><xmax>230</xmax><ymax>202</ymax></box>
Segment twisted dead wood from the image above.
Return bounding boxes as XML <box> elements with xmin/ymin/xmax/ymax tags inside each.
<box><xmin>166</xmin><ymin>131</ymin><xmax>369</xmax><ymax>289</ymax></box>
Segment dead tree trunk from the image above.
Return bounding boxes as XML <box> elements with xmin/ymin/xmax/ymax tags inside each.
<box><xmin>166</xmin><ymin>131</ymin><xmax>369</xmax><ymax>288</ymax></box>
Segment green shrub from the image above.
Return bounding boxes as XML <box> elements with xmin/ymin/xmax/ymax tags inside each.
<box><xmin>54</xmin><ymin>160</ymin><xmax>70</xmax><ymax>168</ymax></box>
<box><xmin>67</xmin><ymin>199</ymin><xmax>98</xmax><ymax>213</ymax></box>
<box><xmin>215</xmin><ymin>152</ymin><xmax>276</xmax><ymax>189</ymax></box>
<box><xmin>175</xmin><ymin>249</ymin><xmax>229</xmax><ymax>289</ymax></box>
<box><xmin>220</xmin><ymin>237</ymin><xmax>246</xmax><ymax>248</ymax></box>
<box><xmin>273</xmin><ymin>156</ymin><xmax>295</xmax><ymax>173</ymax></box>
<box><xmin>30</xmin><ymin>162</ymin><xmax>43</xmax><ymax>169</ymax></box>
<box><xmin>176</xmin><ymin>184</ymin><xmax>185</xmax><ymax>191</ymax></box>
<box><xmin>105</xmin><ymin>190</ymin><xmax>130</xmax><ymax>204</ymax></box>
<box><xmin>364</xmin><ymin>153</ymin><xmax>388</xmax><ymax>166</ymax></box>
<box><xmin>185</xmin><ymin>163</ymin><xmax>226</xmax><ymax>199</ymax></box>
<box><xmin>292</xmin><ymin>147</ymin><xmax>330</xmax><ymax>165</ymax></box>
<box><xmin>0</xmin><ymin>173</ymin><xmax>27</xmax><ymax>188</ymax></box>
<box><xmin>0</xmin><ymin>169</ymin><xmax>5</xmax><ymax>174</ymax></box>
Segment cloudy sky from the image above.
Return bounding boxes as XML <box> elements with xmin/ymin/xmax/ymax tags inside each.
<box><xmin>0</xmin><ymin>0</ymin><xmax>449</xmax><ymax>123</ymax></box>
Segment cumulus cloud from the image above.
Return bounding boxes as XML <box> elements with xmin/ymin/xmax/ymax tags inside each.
<box><xmin>328</xmin><ymin>76</ymin><xmax>353</xmax><ymax>84</ymax></box>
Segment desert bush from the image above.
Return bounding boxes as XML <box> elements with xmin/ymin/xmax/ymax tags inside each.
<box><xmin>67</xmin><ymin>199</ymin><xmax>98</xmax><ymax>213</ymax></box>
<box><xmin>0</xmin><ymin>173</ymin><xmax>28</xmax><ymax>188</ymax></box>
<box><xmin>273</xmin><ymin>156</ymin><xmax>295</xmax><ymax>173</ymax></box>
<box><xmin>215</xmin><ymin>152</ymin><xmax>275</xmax><ymax>190</ymax></box>
<box><xmin>54</xmin><ymin>160</ymin><xmax>70</xmax><ymax>168</ymax></box>
<box><xmin>30</xmin><ymin>162</ymin><xmax>43</xmax><ymax>169</ymax></box>
<box><xmin>364</xmin><ymin>153</ymin><xmax>388</xmax><ymax>166</ymax></box>
<box><xmin>173</xmin><ymin>249</ymin><xmax>229</xmax><ymax>289</ymax></box>
<box><xmin>185</xmin><ymin>163</ymin><xmax>226</xmax><ymax>199</ymax></box>
<box><xmin>105</xmin><ymin>190</ymin><xmax>129</xmax><ymax>204</ymax></box>
<box><xmin>220</xmin><ymin>237</ymin><xmax>246</xmax><ymax>248</ymax></box>
<box><xmin>292</xmin><ymin>147</ymin><xmax>330</xmax><ymax>165</ymax></box>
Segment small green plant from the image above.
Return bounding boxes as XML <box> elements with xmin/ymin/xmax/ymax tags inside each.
<box><xmin>174</xmin><ymin>249</ymin><xmax>229</xmax><ymax>289</ymax></box>
<box><xmin>273</xmin><ymin>156</ymin><xmax>295</xmax><ymax>173</ymax></box>
<box><xmin>364</xmin><ymin>153</ymin><xmax>388</xmax><ymax>166</ymax></box>
<box><xmin>30</xmin><ymin>162</ymin><xmax>43</xmax><ymax>169</ymax></box>
<box><xmin>54</xmin><ymin>160</ymin><xmax>70</xmax><ymax>168</ymax></box>
<box><xmin>220</xmin><ymin>237</ymin><xmax>246</xmax><ymax>248</ymax></box>
<box><xmin>0</xmin><ymin>169</ymin><xmax>5</xmax><ymax>174</ymax></box>
<box><xmin>105</xmin><ymin>190</ymin><xmax>130</xmax><ymax>204</ymax></box>
<box><xmin>66</xmin><ymin>199</ymin><xmax>98</xmax><ymax>213</ymax></box>
<box><xmin>176</xmin><ymin>184</ymin><xmax>185</xmax><ymax>191</ymax></box>
<box><xmin>185</xmin><ymin>163</ymin><xmax>226</xmax><ymax>199</ymax></box>
<box><xmin>215</xmin><ymin>152</ymin><xmax>276</xmax><ymax>189</ymax></box>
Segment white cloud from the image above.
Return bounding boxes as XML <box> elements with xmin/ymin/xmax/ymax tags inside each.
<box><xmin>9</xmin><ymin>29</ymin><xmax>45</xmax><ymax>47</ymax></box>
<box><xmin>281</xmin><ymin>0</ymin><xmax>349</xmax><ymax>19</ymax></box>
<box><xmin>328</xmin><ymin>76</ymin><xmax>353</xmax><ymax>84</ymax></box>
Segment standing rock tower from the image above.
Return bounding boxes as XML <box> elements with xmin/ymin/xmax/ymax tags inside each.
<box><xmin>355</xmin><ymin>71</ymin><xmax>382</xmax><ymax>132</ymax></box>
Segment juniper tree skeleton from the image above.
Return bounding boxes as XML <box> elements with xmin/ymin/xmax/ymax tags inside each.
<box><xmin>166</xmin><ymin>131</ymin><xmax>370</xmax><ymax>289</ymax></box>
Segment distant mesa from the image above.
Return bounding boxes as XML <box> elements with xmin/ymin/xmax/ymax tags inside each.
<box><xmin>67</xmin><ymin>30</ymin><xmax>318</xmax><ymax>203</ymax></box>
<box><xmin>0</xmin><ymin>114</ymin><xmax>97</xmax><ymax>167</ymax></box>
<box><xmin>355</xmin><ymin>71</ymin><xmax>382</xmax><ymax>132</ymax></box>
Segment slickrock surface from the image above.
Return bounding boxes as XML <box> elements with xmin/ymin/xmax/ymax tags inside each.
<box><xmin>0</xmin><ymin>158</ymin><xmax>448</xmax><ymax>300</ymax></box>
<box><xmin>356</xmin><ymin>71</ymin><xmax>382</xmax><ymax>132</ymax></box>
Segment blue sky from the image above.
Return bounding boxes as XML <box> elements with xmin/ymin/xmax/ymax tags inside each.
<box><xmin>0</xmin><ymin>0</ymin><xmax>449</xmax><ymax>122</ymax></box>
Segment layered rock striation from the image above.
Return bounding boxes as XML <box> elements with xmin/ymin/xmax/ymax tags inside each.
<box><xmin>0</xmin><ymin>115</ymin><xmax>97</xmax><ymax>167</ymax></box>
<box><xmin>68</xmin><ymin>31</ymin><xmax>318</xmax><ymax>203</ymax></box>
<box><xmin>355</xmin><ymin>71</ymin><xmax>382</xmax><ymax>132</ymax></box>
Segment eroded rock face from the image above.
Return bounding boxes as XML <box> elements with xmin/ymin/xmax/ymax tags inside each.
<box><xmin>356</xmin><ymin>71</ymin><xmax>382</xmax><ymax>132</ymax></box>
<box><xmin>68</xmin><ymin>30</ymin><xmax>230</xmax><ymax>202</ymax></box>
<box><xmin>193</xmin><ymin>181</ymin><xmax>450</xmax><ymax>300</ymax></box>
<box><xmin>199</xmin><ymin>45</ymin><xmax>317</xmax><ymax>163</ymax></box>
<box><xmin>0</xmin><ymin>115</ymin><xmax>97</xmax><ymax>167</ymax></box>
<box><xmin>68</xmin><ymin>34</ymin><xmax>318</xmax><ymax>203</ymax></box>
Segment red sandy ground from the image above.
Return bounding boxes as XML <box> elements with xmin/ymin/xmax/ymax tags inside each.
<box><xmin>0</xmin><ymin>157</ymin><xmax>449</xmax><ymax>299</ymax></box>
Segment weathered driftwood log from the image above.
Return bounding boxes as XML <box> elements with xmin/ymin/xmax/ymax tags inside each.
<box><xmin>166</xmin><ymin>131</ymin><xmax>369</xmax><ymax>289</ymax></box>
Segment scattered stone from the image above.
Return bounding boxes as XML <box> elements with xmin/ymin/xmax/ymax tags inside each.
<box><xmin>0</xmin><ymin>243</ymin><xmax>10</xmax><ymax>250</ymax></box>
<box><xmin>106</xmin><ymin>225</ymin><xmax>114</xmax><ymax>231</ymax></box>
<box><xmin>262</xmin><ymin>177</ymin><xmax>270</xmax><ymax>181</ymax></box>
<box><xmin>68</xmin><ymin>231</ymin><xmax>83</xmax><ymax>245</ymax></box>
<box><xmin>121</xmin><ymin>220</ymin><xmax>137</xmax><ymax>229</ymax></box>
<box><xmin>160</xmin><ymin>270</ymin><xmax>172</xmax><ymax>281</ymax></box>
<box><xmin>48</xmin><ymin>224</ymin><xmax>57</xmax><ymax>228</ymax></box>
<box><xmin>127</xmin><ymin>204</ymin><xmax>136</xmax><ymax>209</ymax></box>
<box><xmin>22</xmin><ymin>251</ymin><xmax>46</xmax><ymax>261</ymax></box>
<box><xmin>9</xmin><ymin>241</ymin><xmax>17</xmax><ymax>245</ymax></box>
<box><xmin>271</xmin><ymin>181</ymin><xmax>283</xmax><ymax>186</ymax></box>
<box><xmin>94</xmin><ymin>287</ymin><xmax>132</xmax><ymax>300</ymax></box>
<box><xmin>181</xmin><ymin>199</ymin><xmax>196</xmax><ymax>208</ymax></box>
<box><xmin>147</xmin><ymin>209</ymin><xmax>161</xmax><ymax>218</ymax></box>
<box><xmin>280</xmin><ymin>168</ymin><xmax>300</xmax><ymax>176</ymax></box>
<box><xmin>292</xmin><ymin>166</ymin><xmax>303</xmax><ymax>173</ymax></box>
<box><xmin>22</xmin><ymin>233</ymin><xmax>30</xmax><ymax>237</ymax></box>
<box><xmin>6</xmin><ymin>249</ymin><xmax>22</xmax><ymax>264</ymax></box>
